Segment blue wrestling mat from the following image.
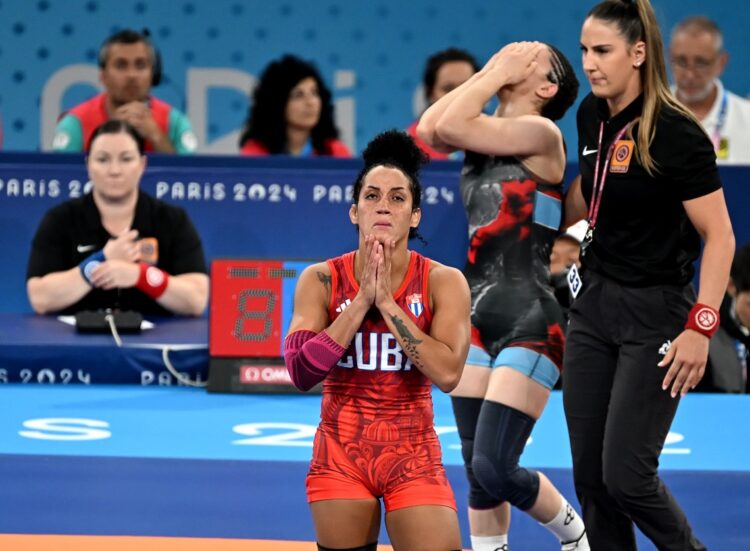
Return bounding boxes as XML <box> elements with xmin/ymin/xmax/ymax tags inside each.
<box><xmin>1</xmin><ymin>386</ymin><xmax>749</xmax><ymax>550</ymax></box>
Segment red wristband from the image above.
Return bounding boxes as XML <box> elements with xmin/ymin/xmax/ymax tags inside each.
<box><xmin>136</xmin><ymin>262</ymin><xmax>169</xmax><ymax>299</ymax></box>
<box><xmin>684</xmin><ymin>303</ymin><xmax>720</xmax><ymax>338</ymax></box>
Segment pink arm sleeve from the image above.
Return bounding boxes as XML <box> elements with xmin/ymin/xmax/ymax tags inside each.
<box><xmin>283</xmin><ymin>330</ymin><xmax>347</xmax><ymax>391</ymax></box>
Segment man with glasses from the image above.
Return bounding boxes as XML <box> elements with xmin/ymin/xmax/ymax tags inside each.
<box><xmin>669</xmin><ymin>16</ymin><xmax>750</xmax><ymax>164</ymax></box>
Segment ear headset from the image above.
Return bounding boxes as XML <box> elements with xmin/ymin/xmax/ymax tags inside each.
<box><xmin>98</xmin><ymin>28</ymin><xmax>163</xmax><ymax>87</ymax></box>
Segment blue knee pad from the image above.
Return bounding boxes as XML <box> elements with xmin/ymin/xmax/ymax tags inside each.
<box><xmin>450</xmin><ymin>396</ymin><xmax>502</xmax><ymax>510</ymax></box>
<box><xmin>471</xmin><ymin>401</ymin><xmax>540</xmax><ymax>511</ymax></box>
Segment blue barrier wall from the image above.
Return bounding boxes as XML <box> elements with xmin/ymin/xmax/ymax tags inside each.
<box><xmin>0</xmin><ymin>153</ymin><xmax>468</xmax><ymax>312</ymax></box>
<box><xmin>1</xmin><ymin>0</ymin><xmax>750</xmax><ymax>155</ymax></box>
<box><xmin>1</xmin><ymin>153</ymin><xmax>748</xmax><ymax>313</ymax></box>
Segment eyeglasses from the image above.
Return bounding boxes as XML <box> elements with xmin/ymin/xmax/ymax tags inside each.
<box><xmin>670</xmin><ymin>56</ymin><xmax>718</xmax><ymax>73</ymax></box>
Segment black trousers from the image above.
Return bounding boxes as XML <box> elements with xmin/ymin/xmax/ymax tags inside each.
<box><xmin>562</xmin><ymin>271</ymin><xmax>706</xmax><ymax>551</ymax></box>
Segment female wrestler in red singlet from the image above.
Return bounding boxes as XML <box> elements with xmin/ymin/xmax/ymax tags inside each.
<box><xmin>284</xmin><ymin>130</ymin><xmax>471</xmax><ymax>551</ymax></box>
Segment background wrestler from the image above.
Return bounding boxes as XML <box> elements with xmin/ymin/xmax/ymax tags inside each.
<box><xmin>418</xmin><ymin>42</ymin><xmax>587</xmax><ymax>550</ymax></box>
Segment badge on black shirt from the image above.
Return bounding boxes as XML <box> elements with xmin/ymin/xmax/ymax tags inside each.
<box><xmin>610</xmin><ymin>139</ymin><xmax>634</xmax><ymax>173</ymax></box>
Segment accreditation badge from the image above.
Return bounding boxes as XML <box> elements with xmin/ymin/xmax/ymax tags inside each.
<box><xmin>138</xmin><ymin>237</ymin><xmax>159</xmax><ymax>265</ymax></box>
<box><xmin>717</xmin><ymin>137</ymin><xmax>729</xmax><ymax>160</ymax></box>
<box><xmin>567</xmin><ymin>264</ymin><xmax>583</xmax><ymax>298</ymax></box>
<box><xmin>609</xmin><ymin>139</ymin><xmax>634</xmax><ymax>173</ymax></box>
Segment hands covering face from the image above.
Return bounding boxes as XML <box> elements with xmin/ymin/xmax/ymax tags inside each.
<box><xmin>484</xmin><ymin>41</ymin><xmax>544</xmax><ymax>87</ymax></box>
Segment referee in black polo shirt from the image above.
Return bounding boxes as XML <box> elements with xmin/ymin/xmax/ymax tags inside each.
<box><xmin>563</xmin><ymin>1</ymin><xmax>734</xmax><ymax>550</ymax></box>
<box><xmin>27</xmin><ymin>120</ymin><xmax>208</xmax><ymax>317</ymax></box>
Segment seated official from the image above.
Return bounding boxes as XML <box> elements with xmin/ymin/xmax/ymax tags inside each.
<box><xmin>52</xmin><ymin>29</ymin><xmax>196</xmax><ymax>154</ymax></box>
<box><xmin>27</xmin><ymin>120</ymin><xmax>208</xmax><ymax>316</ymax></box>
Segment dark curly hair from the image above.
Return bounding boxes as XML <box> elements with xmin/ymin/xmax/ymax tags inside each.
<box><xmin>238</xmin><ymin>54</ymin><xmax>340</xmax><ymax>154</ymax></box>
<box><xmin>352</xmin><ymin>130</ymin><xmax>428</xmax><ymax>240</ymax></box>
<box><xmin>541</xmin><ymin>44</ymin><xmax>579</xmax><ymax>121</ymax></box>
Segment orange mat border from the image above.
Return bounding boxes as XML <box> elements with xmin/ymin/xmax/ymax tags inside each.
<box><xmin>0</xmin><ymin>534</ymin><xmax>400</xmax><ymax>550</ymax></box>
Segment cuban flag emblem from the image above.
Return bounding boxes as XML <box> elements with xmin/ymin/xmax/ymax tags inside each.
<box><xmin>406</xmin><ymin>293</ymin><xmax>424</xmax><ymax>318</ymax></box>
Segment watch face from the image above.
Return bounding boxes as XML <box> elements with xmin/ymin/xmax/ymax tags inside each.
<box><xmin>209</xmin><ymin>259</ymin><xmax>314</xmax><ymax>358</ymax></box>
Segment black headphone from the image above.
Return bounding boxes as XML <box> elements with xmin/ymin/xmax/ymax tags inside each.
<box><xmin>97</xmin><ymin>28</ymin><xmax>163</xmax><ymax>87</ymax></box>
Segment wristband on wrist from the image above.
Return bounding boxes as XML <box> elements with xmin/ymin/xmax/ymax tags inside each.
<box><xmin>684</xmin><ymin>302</ymin><xmax>720</xmax><ymax>338</ymax></box>
<box><xmin>136</xmin><ymin>262</ymin><xmax>169</xmax><ymax>299</ymax></box>
<box><xmin>79</xmin><ymin>250</ymin><xmax>105</xmax><ymax>285</ymax></box>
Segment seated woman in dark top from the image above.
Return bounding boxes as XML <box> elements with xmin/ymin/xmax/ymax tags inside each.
<box><xmin>27</xmin><ymin>120</ymin><xmax>208</xmax><ymax>316</ymax></box>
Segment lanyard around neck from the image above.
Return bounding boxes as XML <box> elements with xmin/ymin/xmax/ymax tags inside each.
<box><xmin>587</xmin><ymin>118</ymin><xmax>638</xmax><ymax>231</ymax></box>
<box><xmin>711</xmin><ymin>90</ymin><xmax>729</xmax><ymax>151</ymax></box>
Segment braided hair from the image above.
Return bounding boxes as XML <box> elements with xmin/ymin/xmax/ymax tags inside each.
<box><xmin>541</xmin><ymin>44</ymin><xmax>580</xmax><ymax>121</ymax></box>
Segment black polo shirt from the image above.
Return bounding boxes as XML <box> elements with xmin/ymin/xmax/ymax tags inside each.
<box><xmin>577</xmin><ymin>92</ymin><xmax>721</xmax><ymax>287</ymax></box>
<box><xmin>27</xmin><ymin>191</ymin><xmax>207</xmax><ymax>315</ymax></box>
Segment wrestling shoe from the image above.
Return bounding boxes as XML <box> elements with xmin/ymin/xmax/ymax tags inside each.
<box><xmin>561</xmin><ymin>530</ymin><xmax>590</xmax><ymax>550</ymax></box>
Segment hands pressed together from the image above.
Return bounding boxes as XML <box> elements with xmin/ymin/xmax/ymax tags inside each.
<box><xmin>113</xmin><ymin>102</ymin><xmax>161</xmax><ymax>143</ymax></box>
<box><xmin>358</xmin><ymin>234</ymin><xmax>398</xmax><ymax>311</ymax></box>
